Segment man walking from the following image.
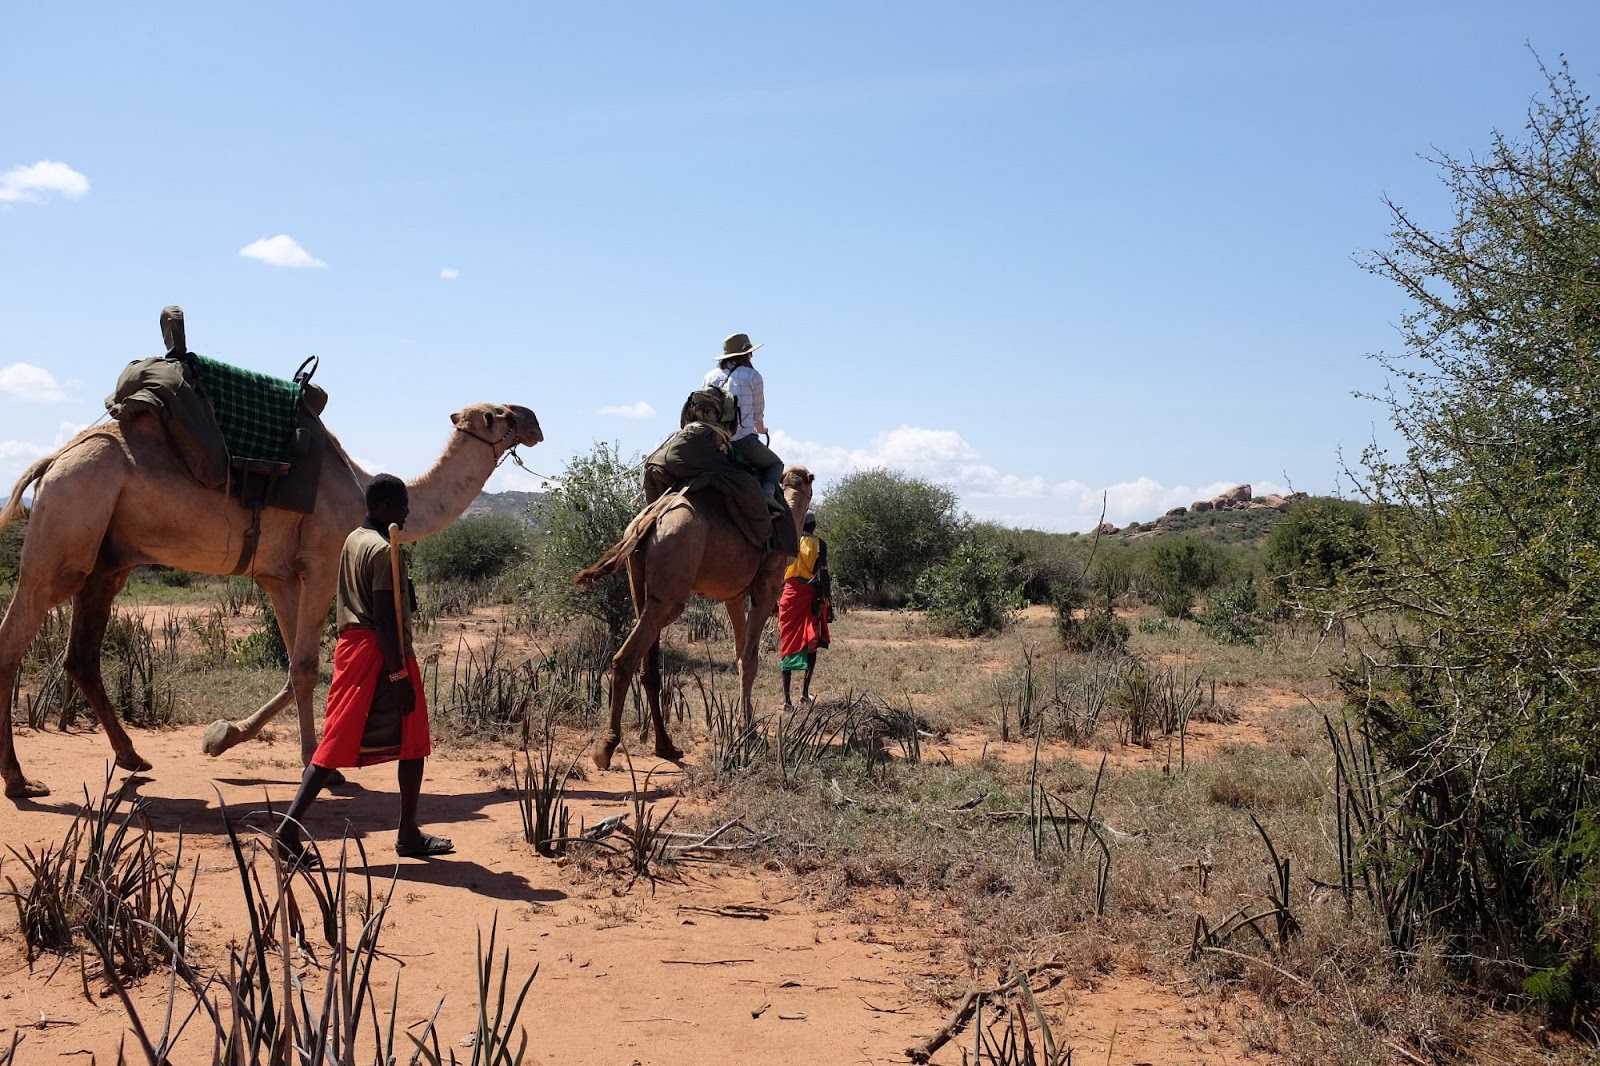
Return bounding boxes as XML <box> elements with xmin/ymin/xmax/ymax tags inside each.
<box><xmin>779</xmin><ymin>511</ymin><xmax>832</xmax><ymax>709</ymax></box>
<box><xmin>275</xmin><ymin>473</ymin><xmax>453</xmax><ymax>864</ymax></box>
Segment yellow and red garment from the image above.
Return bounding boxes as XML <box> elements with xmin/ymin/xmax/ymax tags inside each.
<box><xmin>778</xmin><ymin>577</ymin><xmax>830</xmax><ymax>670</ymax></box>
<box><xmin>311</xmin><ymin>628</ymin><xmax>431</xmax><ymax>769</ymax></box>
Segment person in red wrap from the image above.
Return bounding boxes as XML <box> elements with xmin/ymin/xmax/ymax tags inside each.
<box><xmin>778</xmin><ymin>511</ymin><xmax>832</xmax><ymax>709</ymax></box>
<box><xmin>274</xmin><ymin>474</ymin><xmax>454</xmax><ymax>865</ymax></box>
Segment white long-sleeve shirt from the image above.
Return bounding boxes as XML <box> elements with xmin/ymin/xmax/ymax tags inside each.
<box><xmin>703</xmin><ymin>364</ymin><xmax>764</xmax><ymax>441</ymax></box>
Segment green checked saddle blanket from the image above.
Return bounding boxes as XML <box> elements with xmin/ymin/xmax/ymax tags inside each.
<box><xmin>189</xmin><ymin>354</ymin><xmax>302</xmax><ymax>464</ymax></box>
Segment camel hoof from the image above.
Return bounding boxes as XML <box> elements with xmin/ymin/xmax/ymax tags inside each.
<box><xmin>201</xmin><ymin>720</ymin><xmax>240</xmax><ymax>757</ymax></box>
<box><xmin>116</xmin><ymin>751</ymin><xmax>154</xmax><ymax>773</ymax></box>
<box><xmin>654</xmin><ymin>741</ymin><xmax>684</xmax><ymax>762</ymax></box>
<box><xmin>593</xmin><ymin>738</ymin><xmax>619</xmax><ymax>771</ymax></box>
<box><xmin>6</xmin><ymin>778</ymin><xmax>50</xmax><ymax>799</ymax></box>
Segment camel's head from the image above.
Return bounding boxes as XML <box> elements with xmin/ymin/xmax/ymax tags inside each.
<box><xmin>452</xmin><ymin>403</ymin><xmax>544</xmax><ymax>454</ymax></box>
<box><xmin>781</xmin><ymin>465</ymin><xmax>815</xmax><ymax>514</ymax></box>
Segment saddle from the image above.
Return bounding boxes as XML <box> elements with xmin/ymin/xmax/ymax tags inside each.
<box><xmin>641</xmin><ymin>387</ymin><xmax>798</xmax><ymax>557</ymax></box>
<box><xmin>105</xmin><ymin>306</ymin><xmax>333</xmax><ymax>573</ymax></box>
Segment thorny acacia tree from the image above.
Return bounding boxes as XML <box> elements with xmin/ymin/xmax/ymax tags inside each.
<box><xmin>1349</xmin><ymin>59</ymin><xmax>1600</xmax><ymax>1024</ymax></box>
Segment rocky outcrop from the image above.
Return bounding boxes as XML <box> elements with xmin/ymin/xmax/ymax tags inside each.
<box><xmin>1190</xmin><ymin>484</ymin><xmax>1263</xmax><ymax>514</ymax></box>
<box><xmin>1093</xmin><ymin>485</ymin><xmax>1310</xmax><ymax>535</ymax></box>
<box><xmin>1218</xmin><ymin>484</ymin><xmax>1252</xmax><ymax>505</ymax></box>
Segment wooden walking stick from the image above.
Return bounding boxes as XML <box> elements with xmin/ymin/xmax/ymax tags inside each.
<box><xmin>388</xmin><ymin>523</ymin><xmax>408</xmax><ymax>683</ymax></box>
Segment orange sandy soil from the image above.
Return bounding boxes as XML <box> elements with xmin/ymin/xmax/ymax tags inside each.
<box><xmin>0</xmin><ymin>607</ymin><xmax>1269</xmax><ymax>1065</ymax></box>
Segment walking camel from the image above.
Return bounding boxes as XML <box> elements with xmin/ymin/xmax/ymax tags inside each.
<box><xmin>0</xmin><ymin>401</ymin><xmax>542</xmax><ymax>799</ymax></box>
<box><xmin>576</xmin><ymin>465</ymin><xmax>813</xmax><ymax>769</ymax></box>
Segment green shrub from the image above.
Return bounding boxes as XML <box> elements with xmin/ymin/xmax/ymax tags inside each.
<box><xmin>412</xmin><ymin>514</ymin><xmax>533</xmax><ymax>584</ymax></box>
<box><xmin>911</xmin><ymin>542</ymin><xmax>1021</xmax><ymax>637</ymax></box>
<box><xmin>818</xmin><ymin>467</ymin><xmax>964</xmax><ymax>606</ymax></box>
<box><xmin>1140</xmin><ymin>535</ymin><xmax>1227</xmax><ymax>618</ymax></box>
<box><xmin>967</xmin><ymin>523</ymin><xmax>1081</xmax><ymax>605</ymax></box>
<box><xmin>1195</xmin><ymin>575</ymin><xmax>1266</xmax><ymax>646</ymax></box>
<box><xmin>0</xmin><ymin>515</ymin><xmax>25</xmax><ymax>587</ymax></box>
<box><xmin>1136</xmin><ymin>616</ymin><xmax>1178</xmax><ymax>637</ymax></box>
<box><xmin>1054</xmin><ymin>590</ymin><xmax>1128</xmax><ymax>653</ymax></box>
<box><xmin>521</xmin><ymin>441</ymin><xmax>639</xmax><ymax>644</ymax></box>
<box><xmin>1348</xmin><ymin>61</ymin><xmax>1600</xmax><ymax>1022</ymax></box>
<box><xmin>1261</xmin><ymin>497</ymin><xmax>1371</xmax><ymax>612</ymax></box>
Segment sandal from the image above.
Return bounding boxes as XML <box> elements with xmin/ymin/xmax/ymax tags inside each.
<box><xmin>272</xmin><ymin>835</ymin><xmax>321</xmax><ymax>869</ymax></box>
<box><xmin>397</xmin><ymin>833</ymin><xmax>455</xmax><ymax>859</ymax></box>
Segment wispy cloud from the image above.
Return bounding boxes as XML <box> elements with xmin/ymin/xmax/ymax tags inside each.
<box><xmin>239</xmin><ymin>235</ymin><xmax>327</xmax><ymax>269</ymax></box>
<box><xmin>0</xmin><ymin>363</ymin><xmax>66</xmax><ymax>403</ymax></box>
<box><xmin>0</xmin><ymin>161</ymin><xmax>90</xmax><ymax>204</ymax></box>
<box><xmin>776</xmin><ymin>425</ymin><xmax>1286</xmax><ymax>532</ymax></box>
<box><xmin>598</xmin><ymin>401</ymin><xmax>655</xmax><ymax>420</ymax></box>
<box><xmin>440</xmin><ymin>267</ymin><xmax>460</xmax><ymax>280</ymax></box>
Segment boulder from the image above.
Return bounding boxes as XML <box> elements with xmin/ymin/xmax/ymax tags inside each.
<box><xmin>1095</xmin><ymin>522</ymin><xmax>1119</xmax><ymax>536</ymax></box>
<box><xmin>1165</xmin><ymin>506</ymin><xmax>1187</xmax><ymax>517</ymax></box>
<box><xmin>1191</xmin><ymin>500</ymin><xmax>1213</xmax><ymax>513</ymax></box>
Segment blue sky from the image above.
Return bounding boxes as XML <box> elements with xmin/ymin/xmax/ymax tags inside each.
<box><xmin>4</xmin><ymin>2</ymin><xmax>1597</xmax><ymax>532</ymax></box>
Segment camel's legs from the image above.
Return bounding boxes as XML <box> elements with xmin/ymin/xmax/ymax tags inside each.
<box><xmin>63</xmin><ymin>566</ymin><xmax>151</xmax><ymax>774</ymax></box>
<box><xmin>596</xmin><ymin>597</ymin><xmax>676</xmax><ymax>770</ymax></box>
<box><xmin>721</xmin><ymin>596</ymin><xmax>754</xmax><ymax>724</ymax></box>
<box><xmin>739</xmin><ymin>564</ymin><xmax>786</xmax><ymax>725</ymax></box>
<box><xmin>0</xmin><ymin>566</ymin><xmax>92</xmax><ymax>798</ymax></box>
<box><xmin>285</xmin><ymin>565</ymin><xmax>338</xmax><ymax>763</ymax></box>
<box><xmin>638</xmin><ymin>635</ymin><xmax>681</xmax><ymax>762</ymax></box>
<box><xmin>202</xmin><ymin>568</ymin><xmax>334</xmax><ymax>765</ymax></box>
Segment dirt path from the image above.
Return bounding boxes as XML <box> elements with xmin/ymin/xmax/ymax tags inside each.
<box><xmin>1</xmin><ymin>721</ymin><xmax>1254</xmax><ymax>1065</ymax></box>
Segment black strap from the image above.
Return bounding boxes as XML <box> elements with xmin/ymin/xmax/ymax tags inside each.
<box><xmin>231</xmin><ymin>504</ymin><xmax>264</xmax><ymax>576</ymax></box>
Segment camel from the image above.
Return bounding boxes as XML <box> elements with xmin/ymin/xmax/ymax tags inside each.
<box><xmin>0</xmin><ymin>401</ymin><xmax>542</xmax><ymax>799</ymax></box>
<box><xmin>576</xmin><ymin>465</ymin><xmax>813</xmax><ymax>769</ymax></box>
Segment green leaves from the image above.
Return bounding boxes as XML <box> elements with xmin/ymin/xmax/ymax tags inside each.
<box><xmin>1349</xmin><ymin>58</ymin><xmax>1600</xmax><ymax>1022</ymax></box>
<box><xmin>820</xmin><ymin>467</ymin><xmax>964</xmax><ymax>606</ymax></box>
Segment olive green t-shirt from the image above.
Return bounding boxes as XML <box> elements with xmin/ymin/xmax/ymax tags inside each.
<box><xmin>335</xmin><ymin>525</ymin><xmax>414</xmax><ymax>656</ymax></box>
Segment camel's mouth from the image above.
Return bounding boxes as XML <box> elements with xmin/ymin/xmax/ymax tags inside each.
<box><xmin>506</xmin><ymin>404</ymin><xmax>543</xmax><ymax>447</ymax></box>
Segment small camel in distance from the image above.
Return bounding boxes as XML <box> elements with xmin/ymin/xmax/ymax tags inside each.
<box><xmin>576</xmin><ymin>465</ymin><xmax>813</xmax><ymax>769</ymax></box>
<box><xmin>0</xmin><ymin>398</ymin><xmax>542</xmax><ymax>799</ymax></box>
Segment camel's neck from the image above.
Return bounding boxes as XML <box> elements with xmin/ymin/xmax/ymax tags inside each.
<box><xmin>352</xmin><ymin>430</ymin><xmax>501</xmax><ymax>541</ymax></box>
<box><xmin>784</xmin><ymin>489</ymin><xmax>811</xmax><ymax>542</ymax></box>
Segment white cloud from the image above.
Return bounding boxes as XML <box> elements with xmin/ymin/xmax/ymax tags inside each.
<box><xmin>440</xmin><ymin>267</ymin><xmax>460</xmax><ymax>280</ymax></box>
<box><xmin>774</xmin><ymin>424</ymin><xmax>1292</xmax><ymax>532</ymax></box>
<box><xmin>0</xmin><ymin>363</ymin><xmax>66</xmax><ymax>403</ymax></box>
<box><xmin>0</xmin><ymin>440</ymin><xmax>49</xmax><ymax>498</ymax></box>
<box><xmin>597</xmin><ymin>401</ymin><xmax>655</xmax><ymax>420</ymax></box>
<box><xmin>0</xmin><ymin>161</ymin><xmax>89</xmax><ymax>204</ymax></box>
<box><xmin>0</xmin><ymin>440</ymin><xmax>48</xmax><ymax>461</ymax></box>
<box><xmin>239</xmin><ymin>235</ymin><xmax>327</xmax><ymax>269</ymax></box>
<box><xmin>53</xmin><ymin>421</ymin><xmax>89</xmax><ymax>446</ymax></box>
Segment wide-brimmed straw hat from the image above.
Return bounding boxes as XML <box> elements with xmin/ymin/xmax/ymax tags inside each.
<box><xmin>719</xmin><ymin>332</ymin><xmax>764</xmax><ymax>360</ymax></box>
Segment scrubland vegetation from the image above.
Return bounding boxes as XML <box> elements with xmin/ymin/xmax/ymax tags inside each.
<box><xmin>5</xmin><ymin>59</ymin><xmax>1600</xmax><ymax>1065</ymax></box>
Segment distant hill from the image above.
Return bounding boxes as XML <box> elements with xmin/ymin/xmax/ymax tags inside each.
<box><xmin>462</xmin><ymin>490</ymin><xmax>547</xmax><ymax>530</ymax></box>
<box><xmin>1125</xmin><ymin>505</ymin><xmax>1290</xmax><ymax>546</ymax></box>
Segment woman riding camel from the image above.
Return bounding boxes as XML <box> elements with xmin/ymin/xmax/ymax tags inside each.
<box><xmin>703</xmin><ymin>332</ymin><xmax>784</xmax><ymax>506</ymax></box>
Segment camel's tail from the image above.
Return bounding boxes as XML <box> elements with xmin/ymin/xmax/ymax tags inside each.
<box><xmin>573</xmin><ymin>493</ymin><xmax>687</xmax><ymax>589</ymax></box>
<box><xmin>0</xmin><ymin>453</ymin><xmax>58</xmax><ymax>533</ymax></box>
<box><xmin>0</xmin><ymin>424</ymin><xmax>117</xmax><ymax>534</ymax></box>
